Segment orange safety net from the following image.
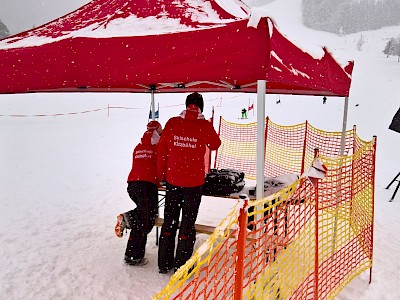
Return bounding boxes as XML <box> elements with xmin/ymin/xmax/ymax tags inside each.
<box><xmin>153</xmin><ymin>119</ymin><xmax>376</xmax><ymax>300</ymax></box>
<box><xmin>214</xmin><ymin>117</ymin><xmax>356</xmax><ymax>179</ymax></box>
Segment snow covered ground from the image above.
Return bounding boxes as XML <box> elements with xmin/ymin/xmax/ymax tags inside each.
<box><xmin>1</xmin><ymin>0</ymin><xmax>400</xmax><ymax>299</ymax></box>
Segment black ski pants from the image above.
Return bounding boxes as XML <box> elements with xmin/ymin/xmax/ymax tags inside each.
<box><xmin>158</xmin><ymin>182</ymin><xmax>202</xmax><ymax>271</ymax></box>
<box><xmin>125</xmin><ymin>181</ymin><xmax>158</xmax><ymax>260</ymax></box>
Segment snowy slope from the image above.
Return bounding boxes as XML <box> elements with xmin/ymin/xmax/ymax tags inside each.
<box><xmin>1</xmin><ymin>0</ymin><xmax>400</xmax><ymax>299</ymax></box>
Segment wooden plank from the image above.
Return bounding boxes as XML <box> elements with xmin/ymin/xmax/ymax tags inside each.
<box><xmin>155</xmin><ymin>189</ymin><xmax>294</xmax><ymax>247</ymax></box>
<box><xmin>154</xmin><ymin>217</ymin><xmax>291</xmax><ymax>247</ymax></box>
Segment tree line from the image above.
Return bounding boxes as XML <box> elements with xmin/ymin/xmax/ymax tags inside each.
<box><xmin>302</xmin><ymin>0</ymin><xmax>400</xmax><ymax>35</ymax></box>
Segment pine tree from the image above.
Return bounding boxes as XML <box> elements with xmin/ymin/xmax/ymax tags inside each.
<box><xmin>383</xmin><ymin>38</ymin><xmax>396</xmax><ymax>57</ymax></box>
<box><xmin>395</xmin><ymin>37</ymin><xmax>400</xmax><ymax>62</ymax></box>
<box><xmin>0</xmin><ymin>19</ymin><xmax>10</xmax><ymax>39</ymax></box>
<box><xmin>383</xmin><ymin>36</ymin><xmax>400</xmax><ymax>62</ymax></box>
<box><xmin>356</xmin><ymin>34</ymin><xmax>366</xmax><ymax>51</ymax></box>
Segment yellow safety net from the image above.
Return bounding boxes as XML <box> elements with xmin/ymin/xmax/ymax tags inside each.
<box><xmin>153</xmin><ymin>118</ymin><xmax>376</xmax><ymax>300</ymax></box>
<box><xmin>215</xmin><ymin>117</ymin><xmax>357</xmax><ymax>178</ymax></box>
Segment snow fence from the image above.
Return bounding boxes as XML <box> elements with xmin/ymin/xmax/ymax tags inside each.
<box><xmin>153</xmin><ymin>117</ymin><xmax>376</xmax><ymax>300</ymax></box>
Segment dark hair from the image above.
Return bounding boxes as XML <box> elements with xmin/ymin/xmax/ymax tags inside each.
<box><xmin>185</xmin><ymin>92</ymin><xmax>204</xmax><ymax>112</ymax></box>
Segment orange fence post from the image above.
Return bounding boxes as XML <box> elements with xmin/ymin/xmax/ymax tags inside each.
<box><xmin>209</xmin><ymin>107</ymin><xmax>215</xmax><ymax>172</ymax></box>
<box><xmin>204</xmin><ymin>109</ymin><xmax>215</xmax><ymax>174</ymax></box>
<box><xmin>312</xmin><ymin>148</ymin><xmax>320</xmax><ymax>300</ymax></box>
<box><xmin>314</xmin><ymin>177</ymin><xmax>319</xmax><ymax>300</ymax></box>
<box><xmin>301</xmin><ymin>120</ymin><xmax>308</xmax><ymax>174</ymax></box>
<box><xmin>234</xmin><ymin>197</ymin><xmax>248</xmax><ymax>300</ymax></box>
<box><xmin>264</xmin><ymin>117</ymin><xmax>269</xmax><ymax>175</ymax></box>
<box><xmin>370</xmin><ymin>136</ymin><xmax>377</xmax><ymax>284</ymax></box>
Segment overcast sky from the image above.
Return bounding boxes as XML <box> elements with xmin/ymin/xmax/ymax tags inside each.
<box><xmin>0</xmin><ymin>0</ymin><xmax>90</xmax><ymax>35</ymax></box>
<box><xmin>0</xmin><ymin>0</ymin><xmax>276</xmax><ymax>36</ymax></box>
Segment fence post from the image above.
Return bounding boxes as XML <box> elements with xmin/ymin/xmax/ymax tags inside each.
<box><xmin>340</xmin><ymin>96</ymin><xmax>349</xmax><ymax>156</ymax></box>
<box><xmin>312</xmin><ymin>148</ymin><xmax>320</xmax><ymax>300</ymax></box>
<box><xmin>265</xmin><ymin>116</ymin><xmax>269</xmax><ymax>157</ymax></box>
<box><xmin>209</xmin><ymin>107</ymin><xmax>215</xmax><ymax>172</ymax></box>
<box><xmin>234</xmin><ymin>196</ymin><xmax>248</xmax><ymax>300</ymax></box>
<box><xmin>314</xmin><ymin>178</ymin><xmax>320</xmax><ymax>299</ymax></box>
<box><xmin>214</xmin><ymin>115</ymin><xmax>223</xmax><ymax>169</ymax></box>
<box><xmin>370</xmin><ymin>136</ymin><xmax>377</xmax><ymax>284</ymax></box>
<box><xmin>301</xmin><ymin>120</ymin><xmax>308</xmax><ymax>174</ymax></box>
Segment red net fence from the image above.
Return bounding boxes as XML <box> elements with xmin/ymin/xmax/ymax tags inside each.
<box><xmin>215</xmin><ymin>117</ymin><xmax>357</xmax><ymax>178</ymax></box>
<box><xmin>153</xmin><ymin>118</ymin><xmax>376</xmax><ymax>300</ymax></box>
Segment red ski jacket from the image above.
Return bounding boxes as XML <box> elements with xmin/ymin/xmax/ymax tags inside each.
<box><xmin>157</xmin><ymin>105</ymin><xmax>221</xmax><ymax>187</ymax></box>
<box><xmin>127</xmin><ymin>130</ymin><xmax>159</xmax><ymax>186</ymax></box>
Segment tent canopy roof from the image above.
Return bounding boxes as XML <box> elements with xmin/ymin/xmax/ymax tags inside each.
<box><xmin>0</xmin><ymin>0</ymin><xmax>353</xmax><ymax>96</ymax></box>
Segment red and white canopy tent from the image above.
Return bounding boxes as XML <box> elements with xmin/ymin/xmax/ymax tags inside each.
<box><xmin>0</xmin><ymin>0</ymin><xmax>353</xmax><ymax>199</ymax></box>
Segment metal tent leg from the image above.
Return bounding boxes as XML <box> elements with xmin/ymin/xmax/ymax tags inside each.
<box><xmin>156</xmin><ymin>226</ymin><xmax>159</xmax><ymax>246</ymax></box>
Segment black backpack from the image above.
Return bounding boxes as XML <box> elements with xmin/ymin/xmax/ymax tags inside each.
<box><xmin>203</xmin><ymin>168</ymin><xmax>245</xmax><ymax>196</ymax></box>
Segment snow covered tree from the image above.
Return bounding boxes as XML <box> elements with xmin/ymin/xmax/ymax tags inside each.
<box><xmin>396</xmin><ymin>43</ymin><xmax>400</xmax><ymax>62</ymax></box>
<box><xmin>383</xmin><ymin>37</ymin><xmax>397</xmax><ymax>57</ymax></box>
<box><xmin>0</xmin><ymin>19</ymin><xmax>9</xmax><ymax>39</ymax></box>
<box><xmin>383</xmin><ymin>36</ymin><xmax>400</xmax><ymax>62</ymax></box>
<box><xmin>356</xmin><ymin>34</ymin><xmax>366</xmax><ymax>51</ymax></box>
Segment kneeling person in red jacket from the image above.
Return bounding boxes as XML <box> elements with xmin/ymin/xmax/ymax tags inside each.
<box><xmin>157</xmin><ymin>92</ymin><xmax>221</xmax><ymax>273</ymax></box>
<box><xmin>115</xmin><ymin>121</ymin><xmax>162</xmax><ymax>266</ymax></box>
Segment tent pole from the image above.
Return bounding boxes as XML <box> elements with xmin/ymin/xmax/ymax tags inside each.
<box><xmin>340</xmin><ymin>96</ymin><xmax>349</xmax><ymax>155</ymax></box>
<box><xmin>256</xmin><ymin>80</ymin><xmax>266</xmax><ymax>201</ymax></box>
<box><xmin>151</xmin><ymin>89</ymin><xmax>156</xmax><ymax>121</ymax></box>
<box><xmin>332</xmin><ymin>96</ymin><xmax>349</xmax><ymax>257</ymax></box>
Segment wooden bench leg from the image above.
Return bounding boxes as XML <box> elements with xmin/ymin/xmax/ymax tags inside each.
<box><xmin>156</xmin><ymin>189</ymin><xmax>166</xmax><ymax>246</ymax></box>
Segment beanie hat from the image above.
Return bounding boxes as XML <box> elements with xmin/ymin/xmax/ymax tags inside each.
<box><xmin>185</xmin><ymin>92</ymin><xmax>204</xmax><ymax>112</ymax></box>
<box><xmin>147</xmin><ymin>120</ymin><xmax>163</xmax><ymax>134</ymax></box>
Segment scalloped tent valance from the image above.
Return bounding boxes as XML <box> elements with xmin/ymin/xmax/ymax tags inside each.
<box><xmin>0</xmin><ymin>0</ymin><xmax>352</xmax><ymax>96</ymax></box>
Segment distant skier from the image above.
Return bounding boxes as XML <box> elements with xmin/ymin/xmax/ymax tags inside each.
<box><xmin>241</xmin><ymin>108</ymin><xmax>248</xmax><ymax>119</ymax></box>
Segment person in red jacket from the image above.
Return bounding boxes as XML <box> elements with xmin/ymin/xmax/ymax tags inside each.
<box><xmin>115</xmin><ymin>120</ymin><xmax>162</xmax><ymax>266</ymax></box>
<box><xmin>157</xmin><ymin>92</ymin><xmax>221</xmax><ymax>273</ymax></box>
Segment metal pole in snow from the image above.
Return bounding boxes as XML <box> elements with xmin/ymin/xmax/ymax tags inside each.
<box><xmin>254</xmin><ymin>80</ymin><xmax>266</xmax><ymax>247</ymax></box>
<box><xmin>256</xmin><ymin>80</ymin><xmax>266</xmax><ymax>201</ymax></box>
<box><xmin>340</xmin><ymin>96</ymin><xmax>349</xmax><ymax>155</ymax></box>
<box><xmin>332</xmin><ymin>96</ymin><xmax>350</xmax><ymax>256</ymax></box>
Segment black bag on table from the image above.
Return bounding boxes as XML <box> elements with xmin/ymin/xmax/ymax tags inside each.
<box><xmin>203</xmin><ymin>168</ymin><xmax>245</xmax><ymax>196</ymax></box>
